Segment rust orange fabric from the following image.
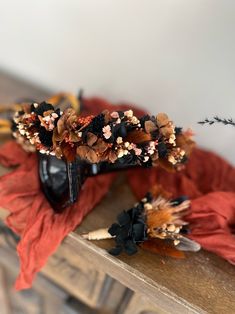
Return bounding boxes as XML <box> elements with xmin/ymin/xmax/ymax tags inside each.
<box><xmin>0</xmin><ymin>98</ymin><xmax>234</xmax><ymax>291</ymax></box>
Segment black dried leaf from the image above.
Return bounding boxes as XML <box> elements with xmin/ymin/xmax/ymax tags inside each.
<box><xmin>38</xmin><ymin>127</ymin><xmax>53</xmax><ymax>147</ymax></box>
<box><xmin>117</xmin><ymin>211</ymin><xmax>131</xmax><ymax>226</ymax></box>
<box><xmin>124</xmin><ymin>240</ymin><xmax>138</xmax><ymax>255</ymax></box>
<box><xmin>175</xmin><ymin>127</ymin><xmax>182</xmax><ymax>135</ymax></box>
<box><xmin>32</xmin><ymin>102</ymin><xmax>54</xmax><ymax>115</ymax></box>
<box><xmin>116</xmin><ymin>234</ymin><xmax>126</xmax><ymax>245</ymax></box>
<box><xmin>139</xmin><ymin>115</ymin><xmax>151</xmax><ymax>129</ymax></box>
<box><xmin>89</xmin><ymin>114</ymin><xmax>105</xmax><ymax>134</ymax></box>
<box><xmin>107</xmin><ymin>195</ymin><xmax>149</xmax><ymax>256</ymax></box>
<box><xmin>117</xmin><ymin>111</ymin><xmax>124</xmax><ymax>119</ymax></box>
<box><xmin>132</xmin><ymin>223</ymin><xmax>146</xmax><ymax>242</ymax></box>
<box><xmin>109</xmin><ymin>246</ymin><xmax>123</xmax><ymax>256</ymax></box>
<box><xmin>108</xmin><ymin>223</ymin><xmax>120</xmax><ymax>236</ymax></box>
<box><xmin>151</xmin><ymin>129</ymin><xmax>160</xmax><ymax>140</ymax></box>
<box><xmin>158</xmin><ymin>142</ymin><xmax>168</xmax><ymax>158</ymax></box>
<box><xmin>145</xmin><ymin>192</ymin><xmax>153</xmax><ymax>203</ymax></box>
<box><xmin>11</xmin><ymin>121</ymin><xmax>17</xmax><ymax>132</ymax></box>
<box><xmin>113</xmin><ymin>122</ymin><xmax>127</xmax><ymax>138</ymax></box>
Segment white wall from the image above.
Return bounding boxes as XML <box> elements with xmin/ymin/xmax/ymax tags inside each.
<box><xmin>0</xmin><ymin>0</ymin><xmax>235</xmax><ymax>163</ymax></box>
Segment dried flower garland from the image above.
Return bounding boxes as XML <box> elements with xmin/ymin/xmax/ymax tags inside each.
<box><xmin>82</xmin><ymin>186</ymin><xmax>201</xmax><ymax>257</ymax></box>
<box><xmin>0</xmin><ymin>93</ymin><xmax>80</xmax><ymax>137</ymax></box>
<box><xmin>13</xmin><ymin>101</ymin><xmax>194</xmax><ymax>170</ymax></box>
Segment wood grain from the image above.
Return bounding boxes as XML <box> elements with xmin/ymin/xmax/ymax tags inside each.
<box><xmin>0</xmin><ymin>71</ymin><xmax>235</xmax><ymax>314</ymax></box>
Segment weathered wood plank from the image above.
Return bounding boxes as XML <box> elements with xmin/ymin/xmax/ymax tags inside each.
<box><xmin>0</xmin><ymin>266</ymin><xmax>11</xmax><ymax>314</ymax></box>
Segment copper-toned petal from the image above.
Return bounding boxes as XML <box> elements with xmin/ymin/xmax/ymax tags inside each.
<box><xmin>67</xmin><ymin>113</ymin><xmax>78</xmax><ymax>127</ymax></box>
<box><xmin>156</xmin><ymin>159</ymin><xmax>175</xmax><ymax>172</ymax></box>
<box><xmin>43</xmin><ymin>110</ymin><xmax>54</xmax><ymax>117</ymax></box>
<box><xmin>61</xmin><ymin>142</ymin><xmax>76</xmax><ymax>162</ymax></box>
<box><xmin>156</xmin><ymin>113</ymin><xmax>170</xmax><ymax>127</ymax></box>
<box><xmin>87</xmin><ymin>132</ymin><xmax>98</xmax><ymax>146</ymax></box>
<box><xmin>76</xmin><ymin>145</ymin><xmax>89</xmax><ymax>159</ymax></box>
<box><xmin>57</xmin><ymin>116</ymin><xmax>65</xmax><ymax>135</ymax></box>
<box><xmin>69</xmin><ymin>132</ymin><xmax>81</xmax><ymax>143</ymax></box>
<box><xmin>93</xmin><ymin>139</ymin><xmax>109</xmax><ymax>153</ymax></box>
<box><xmin>102</xmin><ymin>109</ymin><xmax>111</xmax><ymax>124</ymax></box>
<box><xmin>86</xmin><ymin>148</ymin><xmax>99</xmax><ymax>163</ymax></box>
<box><xmin>108</xmin><ymin>150</ymin><xmax>118</xmax><ymax>163</ymax></box>
<box><xmin>76</xmin><ymin>146</ymin><xmax>99</xmax><ymax>163</ymax></box>
<box><xmin>54</xmin><ymin>146</ymin><xmax>63</xmax><ymax>159</ymax></box>
<box><xmin>160</xmin><ymin>125</ymin><xmax>174</xmax><ymax>137</ymax></box>
<box><xmin>52</xmin><ymin>129</ymin><xmax>67</xmax><ymax>143</ymax></box>
<box><xmin>176</xmin><ymin>133</ymin><xmax>195</xmax><ymax>156</ymax></box>
<box><xmin>144</xmin><ymin>120</ymin><xmax>157</xmax><ymax>133</ymax></box>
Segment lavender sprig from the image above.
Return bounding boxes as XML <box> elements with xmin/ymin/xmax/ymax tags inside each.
<box><xmin>198</xmin><ymin>116</ymin><xmax>235</xmax><ymax>127</ymax></box>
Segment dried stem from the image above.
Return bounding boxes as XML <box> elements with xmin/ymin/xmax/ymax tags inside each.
<box><xmin>198</xmin><ymin>116</ymin><xmax>235</xmax><ymax>127</ymax></box>
<box><xmin>82</xmin><ymin>228</ymin><xmax>113</xmax><ymax>241</ymax></box>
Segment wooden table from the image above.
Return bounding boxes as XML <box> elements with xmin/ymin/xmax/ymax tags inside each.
<box><xmin>0</xmin><ymin>71</ymin><xmax>234</xmax><ymax>314</ymax></box>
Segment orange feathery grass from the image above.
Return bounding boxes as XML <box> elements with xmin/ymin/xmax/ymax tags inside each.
<box><xmin>146</xmin><ymin>197</ymin><xmax>190</xmax><ymax>236</ymax></box>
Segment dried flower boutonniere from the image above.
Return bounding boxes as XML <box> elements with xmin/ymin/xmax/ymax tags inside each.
<box><xmin>82</xmin><ymin>186</ymin><xmax>200</xmax><ymax>258</ymax></box>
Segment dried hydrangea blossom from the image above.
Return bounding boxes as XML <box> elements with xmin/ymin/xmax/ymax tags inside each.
<box><xmin>82</xmin><ymin>186</ymin><xmax>201</xmax><ymax>256</ymax></box>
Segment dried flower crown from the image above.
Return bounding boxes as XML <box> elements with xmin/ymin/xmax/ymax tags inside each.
<box><xmin>13</xmin><ymin>101</ymin><xmax>194</xmax><ymax>169</ymax></box>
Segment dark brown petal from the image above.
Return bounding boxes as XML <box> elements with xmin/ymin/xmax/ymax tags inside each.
<box><xmin>86</xmin><ymin>148</ymin><xmax>99</xmax><ymax>163</ymax></box>
<box><xmin>76</xmin><ymin>146</ymin><xmax>98</xmax><ymax>163</ymax></box>
<box><xmin>93</xmin><ymin>139</ymin><xmax>109</xmax><ymax>153</ymax></box>
<box><xmin>156</xmin><ymin>159</ymin><xmax>175</xmax><ymax>172</ymax></box>
<box><xmin>54</xmin><ymin>146</ymin><xmax>63</xmax><ymax>159</ymax></box>
<box><xmin>61</xmin><ymin>142</ymin><xmax>76</xmax><ymax>162</ymax></box>
<box><xmin>151</xmin><ymin>152</ymin><xmax>158</xmax><ymax>161</ymax></box>
<box><xmin>99</xmin><ymin>149</ymin><xmax>117</xmax><ymax>163</ymax></box>
<box><xmin>108</xmin><ymin>150</ymin><xmax>118</xmax><ymax>163</ymax></box>
<box><xmin>52</xmin><ymin>129</ymin><xmax>67</xmax><ymax>143</ymax></box>
<box><xmin>102</xmin><ymin>109</ymin><xmax>111</xmax><ymax>124</ymax></box>
<box><xmin>22</xmin><ymin>104</ymin><xmax>32</xmax><ymax>113</ymax></box>
<box><xmin>69</xmin><ymin>132</ymin><xmax>81</xmax><ymax>143</ymax></box>
<box><xmin>87</xmin><ymin>132</ymin><xmax>98</xmax><ymax>146</ymax></box>
<box><xmin>67</xmin><ymin>114</ymin><xmax>78</xmax><ymax>127</ymax></box>
<box><xmin>57</xmin><ymin>117</ymin><xmax>65</xmax><ymax>135</ymax></box>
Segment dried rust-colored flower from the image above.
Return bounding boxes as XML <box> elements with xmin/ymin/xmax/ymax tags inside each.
<box><xmin>52</xmin><ymin>108</ymin><xmax>81</xmax><ymax>160</ymax></box>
